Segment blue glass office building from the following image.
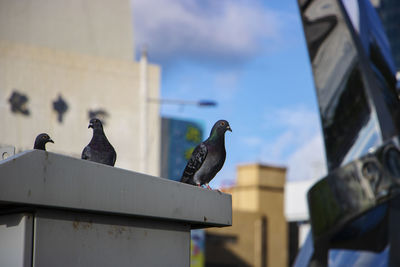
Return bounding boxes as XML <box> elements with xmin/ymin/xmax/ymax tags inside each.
<box><xmin>373</xmin><ymin>0</ymin><xmax>400</xmax><ymax>75</ymax></box>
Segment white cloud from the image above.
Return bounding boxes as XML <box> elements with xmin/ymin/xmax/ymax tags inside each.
<box><xmin>265</xmin><ymin>106</ymin><xmax>320</xmax><ymax>132</ymax></box>
<box><xmin>213</xmin><ymin>70</ymin><xmax>240</xmax><ymax>100</ymax></box>
<box><xmin>257</xmin><ymin>106</ymin><xmax>327</xmax><ymax>181</ymax></box>
<box><xmin>131</xmin><ymin>0</ymin><xmax>287</xmax><ymax>66</ymax></box>
<box><xmin>287</xmin><ymin>133</ymin><xmax>327</xmax><ymax>181</ymax></box>
<box><xmin>266</xmin><ymin>131</ymin><xmax>295</xmax><ymax>161</ymax></box>
<box><xmin>214</xmin><ymin>71</ymin><xmax>239</xmax><ymax>90</ymax></box>
<box><xmin>261</xmin><ymin>106</ymin><xmax>321</xmax><ymax>161</ymax></box>
<box><xmin>241</xmin><ymin>136</ymin><xmax>263</xmax><ymax>147</ymax></box>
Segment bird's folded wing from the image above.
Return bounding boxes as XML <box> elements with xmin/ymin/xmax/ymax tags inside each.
<box><xmin>180</xmin><ymin>143</ymin><xmax>207</xmax><ymax>183</ymax></box>
<box><xmin>111</xmin><ymin>148</ymin><xmax>117</xmax><ymax>166</ymax></box>
<box><xmin>81</xmin><ymin>146</ymin><xmax>91</xmax><ymax>160</ymax></box>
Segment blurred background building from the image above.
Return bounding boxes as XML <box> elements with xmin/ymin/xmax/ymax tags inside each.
<box><xmin>206</xmin><ymin>164</ymin><xmax>288</xmax><ymax>267</ymax></box>
<box><xmin>160</xmin><ymin>117</ymin><xmax>204</xmax><ymax>181</ymax></box>
<box><xmin>0</xmin><ymin>0</ymin><xmax>161</xmax><ymax>175</ymax></box>
<box><xmin>371</xmin><ymin>0</ymin><xmax>400</xmax><ymax>79</ymax></box>
<box><xmin>285</xmin><ymin>180</ymin><xmax>315</xmax><ymax>266</ymax></box>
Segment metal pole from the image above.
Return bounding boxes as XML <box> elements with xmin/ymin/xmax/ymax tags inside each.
<box><xmin>139</xmin><ymin>48</ymin><xmax>148</xmax><ymax>173</ymax></box>
<box><xmin>147</xmin><ymin>98</ymin><xmax>217</xmax><ymax>107</ymax></box>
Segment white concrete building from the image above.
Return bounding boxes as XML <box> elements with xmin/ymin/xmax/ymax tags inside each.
<box><xmin>0</xmin><ymin>0</ymin><xmax>161</xmax><ymax>175</ymax></box>
<box><xmin>285</xmin><ymin>179</ymin><xmax>318</xmax><ymax>247</ymax></box>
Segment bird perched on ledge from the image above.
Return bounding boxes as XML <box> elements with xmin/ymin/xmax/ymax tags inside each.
<box><xmin>180</xmin><ymin>120</ymin><xmax>232</xmax><ymax>189</ymax></box>
<box><xmin>34</xmin><ymin>133</ymin><xmax>54</xmax><ymax>151</ymax></box>
<box><xmin>81</xmin><ymin>118</ymin><xmax>116</xmax><ymax>166</ymax></box>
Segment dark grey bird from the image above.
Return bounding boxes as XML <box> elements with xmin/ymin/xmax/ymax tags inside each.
<box><xmin>180</xmin><ymin>120</ymin><xmax>232</xmax><ymax>189</ymax></box>
<box><xmin>81</xmin><ymin>118</ymin><xmax>116</xmax><ymax>166</ymax></box>
<box><xmin>34</xmin><ymin>133</ymin><xmax>54</xmax><ymax>151</ymax></box>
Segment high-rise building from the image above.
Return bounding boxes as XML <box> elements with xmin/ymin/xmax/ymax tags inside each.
<box><xmin>371</xmin><ymin>0</ymin><xmax>400</xmax><ymax>78</ymax></box>
<box><xmin>160</xmin><ymin>117</ymin><xmax>204</xmax><ymax>181</ymax></box>
<box><xmin>0</xmin><ymin>0</ymin><xmax>161</xmax><ymax>175</ymax></box>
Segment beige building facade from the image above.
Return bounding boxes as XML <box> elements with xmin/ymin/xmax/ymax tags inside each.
<box><xmin>0</xmin><ymin>0</ymin><xmax>161</xmax><ymax>175</ymax></box>
<box><xmin>206</xmin><ymin>164</ymin><xmax>288</xmax><ymax>267</ymax></box>
<box><xmin>0</xmin><ymin>0</ymin><xmax>135</xmax><ymax>61</ymax></box>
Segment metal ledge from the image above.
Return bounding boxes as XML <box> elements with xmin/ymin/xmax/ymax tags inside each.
<box><xmin>0</xmin><ymin>150</ymin><xmax>232</xmax><ymax>228</ymax></box>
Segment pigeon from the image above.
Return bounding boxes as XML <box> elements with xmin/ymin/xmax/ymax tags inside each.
<box><xmin>81</xmin><ymin>118</ymin><xmax>116</xmax><ymax>166</ymax></box>
<box><xmin>180</xmin><ymin>120</ymin><xmax>232</xmax><ymax>189</ymax></box>
<box><xmin>34</xmin><ymin>133</ymin><xmax>54</xmax><ymax>151</ymax></box>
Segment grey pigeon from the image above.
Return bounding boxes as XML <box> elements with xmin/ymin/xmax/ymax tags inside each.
<box><xmin>180</xmin><ymin>120</ymin><xmax>232</xmax><ymax>189</ymax></box>
<box><xmin>81</xmin><ymin>118</ymin><xmax>116</xmax><ymax>166</ymax></box>
<box><xmin>34</xmin><ymin>133</ymin><xmax>54</xmax><ymax>151</ymax></box>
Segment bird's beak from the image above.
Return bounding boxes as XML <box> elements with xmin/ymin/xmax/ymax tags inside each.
<box><xmin>49</xmin><ymin>139</ymin><xmax>54</xmax><ymax>144</ymax></box>
<box><xmin>227</xmin><ymin>125</ymin><xmax>232</xmax><ymax>132</ymax></box>
<box><xmin>88</xmin><ymin>123</ymin><xmax>93</xmax><ymax>129</ymax></box>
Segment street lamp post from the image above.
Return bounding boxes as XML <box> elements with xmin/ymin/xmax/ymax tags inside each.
<box><xmin>139</xmin><ymin>48</ymin><xmax>217</xmax><ymax>175</ymax></box>
<box><xmin>139</xmin><ymin>48</ymin><xmax>148</xmax><ymax>173</ymax></box>
<box><xmin>147</xmin><ymin>98</ymin><xmax>217</xmax><ymax>107</ymax></box>
<box><xmin>142</xmin><ymin>97</ymin><xmax>217</xmax><ymax>175</ymax></box>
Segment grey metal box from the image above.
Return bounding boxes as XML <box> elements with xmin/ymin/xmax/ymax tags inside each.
<box><xmin>0</xmin><ymin>150</ymin><xmax>232</xmax><ymax>266</ymax></box>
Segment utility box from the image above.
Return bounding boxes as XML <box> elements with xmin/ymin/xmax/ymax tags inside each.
<box><xmin>0</xmin><ymin>150</ymin><xmax>232</xmax><ymax>267</ymax></box>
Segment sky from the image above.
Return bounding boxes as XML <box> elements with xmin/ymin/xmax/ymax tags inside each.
<box><xmin>131</xmin><ymin>0</ymin><xmax>328</xmax><ymax>187</ymax></box>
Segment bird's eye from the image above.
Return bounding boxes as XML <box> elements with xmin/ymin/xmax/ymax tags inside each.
<box><xmin>221</xmin><ymin>122</ymin><xmax>225</xmax><ymax>126</ymax></box>
<box><xmin>42</xmin><ymin>136</ymin><xmax>46</xmax><ymax>139</ymax></box>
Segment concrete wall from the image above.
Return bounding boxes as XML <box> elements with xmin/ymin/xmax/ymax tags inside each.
<box><xmin>235</xmin><ymin>164</ymin><xmax>287</xmax><ymax>267</ymax></box>
<box><xmin>206</xmin><ymin>211</ymin><xmax>266</xmax><ymax>267</ymax></box>
<box><xmin>0</xmin><ymin>0</ymin><xmax>134</xmax><ymax>61</ymax></box>
<box><xmin>0</xmin><ymin>41</ymin><xmax>160</xmax><ymax>175</ymax></box>
<box><xmin>0</xmin><ymin>0</ymin><xmax>161</xmax><ymax>175</ymax></box>
<box><xmin>207</xmin><ymin>164</ymin><xmax>288</xmax><ymax>267</ymax></box>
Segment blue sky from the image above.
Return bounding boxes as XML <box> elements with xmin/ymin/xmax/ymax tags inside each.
<box><xmin>132</xmin><ymin>0</ymin><xmax>327</xmax><ymax>187</ymax></box>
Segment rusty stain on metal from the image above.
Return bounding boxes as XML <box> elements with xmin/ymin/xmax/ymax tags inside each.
<box><xmin>106</xmin><ymin>225</ymin><xmax>134</xmax><ymax>240</ymax></box>
<box><xmin>72</xmin><ymin>220</ymin><xmax>93</xmax><ymax>230</ymax></box>
<box><xmin>82</xmin><ymin>222</ymin><xmax>93</xmax><ymax>230</ymax></box>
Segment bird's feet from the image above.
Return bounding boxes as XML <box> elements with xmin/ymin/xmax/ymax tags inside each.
<box><xmin>204</xmin><ymin>184</ymin><xmax>222</xmax><ymax>194</ymax></box>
